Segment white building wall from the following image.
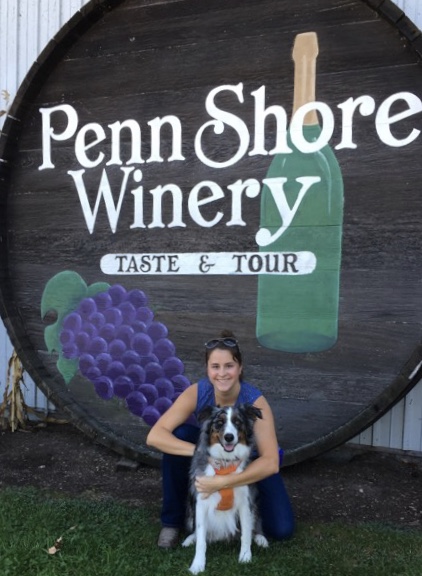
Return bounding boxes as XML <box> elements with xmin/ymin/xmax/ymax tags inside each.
<box><xmin>393</xmin><ymin>0</ymin><xmax>422</xmax><ymax>25</ymax></box>
<box><xmin>0</xmin><ymin>0</ymin><xmax>91</xmax><ymax>412</ymax></box>
<box><xmin>0</xmin><ymin>0</ymin><xmax>421</xmax><ymax>453</ymax></box>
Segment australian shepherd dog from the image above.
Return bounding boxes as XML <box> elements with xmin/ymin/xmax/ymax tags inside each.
<box><xmin>182</xmin><ymin>404</ymin><xmax>269</xmax><ymax>574</ymax></box>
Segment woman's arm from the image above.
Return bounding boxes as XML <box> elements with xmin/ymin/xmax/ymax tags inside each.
<box><xmin>194</xmin><ymin>395</ymin><xmax>280</xmax><ymax>495</ymax></box>
<box><xmin>146</xmin><ymin>383</ymin><xmax>198</xmax><ymax>457</ymax></box>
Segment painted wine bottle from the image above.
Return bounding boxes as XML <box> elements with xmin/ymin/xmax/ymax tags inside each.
<box><xmin>256</xmin><ymin>32</ymin><xmax>344</xmax><ymax>353</ymax></box>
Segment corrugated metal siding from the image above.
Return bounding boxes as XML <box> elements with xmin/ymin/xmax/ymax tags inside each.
<box><xmin>0</xmin><ymin>0</ymin><xmax>90</xmax><ymax>128</ymax></box>
<box><xmin>349</xmin><ymin>0</ymin><xmax>422</xmax><ymax>452</ymax></box>
<box><xmin>0</xmin><ymin>0</ymin><xmax>421</xmax><ymax>452</ymax></box>
<box><xmin>393</xmin><ymin>0</ymin><xmax>422</xmax><ymax>25</ymax></box>
<box><xmin>0</xmin><ymin>0</ymin><xmax>91</xmax><ymax>413</ymax></box>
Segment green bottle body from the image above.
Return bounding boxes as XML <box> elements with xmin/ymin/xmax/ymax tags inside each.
<box><xmin>256</xmin><ymin>125</ymin><xmax>344</xmax><ymax>353</ymax></box>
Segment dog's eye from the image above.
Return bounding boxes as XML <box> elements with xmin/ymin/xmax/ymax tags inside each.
<box><xmin>214</xmin><ymin>419</ymin><xmax>224</xmax><ymax>430</ymax></box>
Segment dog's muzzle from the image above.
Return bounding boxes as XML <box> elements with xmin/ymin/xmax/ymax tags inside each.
<box><xmin>221</xmin><ymin>433</ymin><xmax>236</xmax><ymax>452</ymax></box>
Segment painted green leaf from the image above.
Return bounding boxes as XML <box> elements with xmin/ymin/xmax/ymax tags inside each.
<box><xmin>41</xmin><ymin>271</ymin><xmax>110</xmax><ymax>384</ymax></box>
<box><xmin>87</xmin><ymin>282</ymin><xmax>110</xmax><ymax>297</ymax></box>
<box><xmin>57</xmin><ymin>356</ymin><xmax>80</xmax><ymax>385</ymax></box>
<box><xmin>41</xmin><ymin>271</ymin><xmax>88</xmax><ymax>354</ymax></box>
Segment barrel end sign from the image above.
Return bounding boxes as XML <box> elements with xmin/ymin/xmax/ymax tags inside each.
<box><xmin>1</xmin><ymin>0</ymin><xmax>422</xmax><ymax>465</ymax></box>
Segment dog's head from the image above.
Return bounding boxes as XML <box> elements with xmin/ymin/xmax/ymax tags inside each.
<box><xmin>197</xmin><ymin>404</ymin><xmax>262</xmax><ymax>462</ymax></box>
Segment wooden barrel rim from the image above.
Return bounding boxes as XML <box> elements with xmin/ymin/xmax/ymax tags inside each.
<box><xmin>0</xmin><ymin>0</ymin><xmax>422</xmax><ymax>467</ymax></box>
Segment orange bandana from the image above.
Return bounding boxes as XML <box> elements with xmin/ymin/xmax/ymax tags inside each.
<box><xmin>214</xmin><ymin>463</ymin><xmax>239</xmax><ymax>511</ymax></box>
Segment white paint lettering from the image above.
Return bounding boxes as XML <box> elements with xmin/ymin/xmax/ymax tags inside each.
<box><xmin>226</xmin><ymin>178</ymin><xmax>261</xmax><ymax>226</ymax></box>
<box><xmin>39</xmin><ymin>104</ymin><xmax>78</xmax><ymax>170</ymax></box>
<box><xmin>375</xmin><ymin>91</ymin><xmax>422</xmax><ymax>147</ymax></box>
<box><xmin>188</xmin><ymin>180</ymin><xmax>225</xmax><ymax>227</ymax></box>
<box><xmin>255</xmin><ymin>176</ymin><xmax>321</xmax><ymax>247</ymax></box>
<box><xmin>249</xmin><ymin>85</ymin><xmax>291</xmax><ymax>156</ymax></box>
<box><xmin>290</xmin><ymin>102</ymin><xmax>334</xmax><ymax>152</ymax></box>
<box><xmin>148</xmin><ymin>183</ymin><xmax>186</xmax><ymax>228</ymax></box>
<box><xmin>67</xmin><ymin>166</ymin><xmax>134</xmax><ymax>233</ymax></box>
<box><xmin>130</xmin><ymin>169</ymin><xmax>145</xmax><ymax>229</ymax></box>
<box><xmin>75</xmin><ymin>122</ymin><xmax>106</xmax><ymax>168</ymax></box>
<box><xmin>147</xmin><ymin>115</ymin><xmax>185</xmax><ymax>162</ymax></box>
<box><xmin>335</xmin><ymin>96</ymin><xmax>376</xmax><ymax>150</ymax></box>
<box><xmin>194</xmin><ymin>84</ymin><xmax>250</xmax><ymax>168</ymax></box>
<box><xmin>106</xmin><ymin>120</ymin><xmax>144</xmax><ymax>166</ymax></box>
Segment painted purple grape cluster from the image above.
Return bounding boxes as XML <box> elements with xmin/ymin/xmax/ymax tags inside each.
<box><xmin>59</xmin><ymin>284</ymin><xmax>190</xmax><ymax>426</ymax></box>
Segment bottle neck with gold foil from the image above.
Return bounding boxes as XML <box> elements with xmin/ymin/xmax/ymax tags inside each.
<box><xmin>292</xmin><ymin>32</ymin><xmax>319</xmax><ymax>127</ymax></box>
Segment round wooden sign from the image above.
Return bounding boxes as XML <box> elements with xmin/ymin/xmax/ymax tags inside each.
<box><xmin>1</xmin><ymin>0</ymin><xmax>422</xmax><ymax>466</ymax></box>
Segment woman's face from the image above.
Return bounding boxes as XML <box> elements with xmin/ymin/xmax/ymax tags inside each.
<box><xmin>206</xmin><ymin>348</ymin><xmax>242</xmax><ymax>395</ymax></box>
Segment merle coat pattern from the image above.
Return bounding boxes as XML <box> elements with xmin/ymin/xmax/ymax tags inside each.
<box><xmin>182</xmin><ymin>404</ymin><xmax>269</xmax><ymax>574</ymax></box>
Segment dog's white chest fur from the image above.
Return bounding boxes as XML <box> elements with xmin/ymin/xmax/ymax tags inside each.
<box><xmin>198</xmin><ymin>462</ymin><xmax>249</xmax><ymax>541</ymax></box>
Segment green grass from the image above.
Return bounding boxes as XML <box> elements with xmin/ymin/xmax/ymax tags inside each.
<box><xmin>0</xmin><ymin>487</ymin><xmax>421</xmax><ymax>576</ymax></box>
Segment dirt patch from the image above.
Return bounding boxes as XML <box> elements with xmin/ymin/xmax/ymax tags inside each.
<box><xmin>0</xmin><ymin>422</ymin><xmax>421</xmax><ymax>529</ymax></box>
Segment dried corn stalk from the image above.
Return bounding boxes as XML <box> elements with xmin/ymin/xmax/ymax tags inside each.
<box><xmin>0</xmin><ymin>350</ymin><xmax>28</xmax><ymax>431</ymax></box>
<box><xmin>0</xmin><ymin>350</ymin><xmax>69</xmax><ymax>430</ymax></box>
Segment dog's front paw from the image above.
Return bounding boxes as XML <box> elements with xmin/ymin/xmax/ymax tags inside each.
<box><xmin>254</xmin><ymin>533</ymin><xmax>269</xmax><ymax>548</ymax></box>
<box><xmin>189</xmin><ymin>560</ymin><xmax>205</xmax><ymax>574</ymax></box>
<box><xmin>238</xmin><ymin>548</ymin><xmax>252</xmax><ymax>563</ymax></box>
<box><xmin>182</xmin><ymin>534</ymin><xmax>196</xmax><ymax>547</ymax></box>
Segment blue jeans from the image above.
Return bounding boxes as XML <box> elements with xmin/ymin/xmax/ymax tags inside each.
<box><xmin>160</xmin><ymin>424</ymin><xmax>295</xmax><ymax>540</ymax></box>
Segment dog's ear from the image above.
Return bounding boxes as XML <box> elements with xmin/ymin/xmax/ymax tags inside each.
<box><xmin>240</xmin><ymin>404</ymin><xmax>262</xmax><ymax>421</ymax></box>
<box><xmin>197</xmin><ymin>405</ymin><xmax>215</xmax><ymax>424</ymax></box>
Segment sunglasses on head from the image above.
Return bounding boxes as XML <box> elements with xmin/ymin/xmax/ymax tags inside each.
<box><xmin>204</xmin><ymin>337</ymin><xmax>239</xmax><ymax>349</ymax></box>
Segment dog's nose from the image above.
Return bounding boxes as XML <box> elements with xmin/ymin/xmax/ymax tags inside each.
<box><xmin>224</xmin><ymin>433</ymin><xmax>234</xmax><ymax>443</ymax></box>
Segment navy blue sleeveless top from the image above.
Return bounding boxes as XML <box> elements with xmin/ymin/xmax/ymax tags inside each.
<box><xmin>195</xmin><ymin>377</ymin><xmax>262</xmax><ymax>417</ymax></box>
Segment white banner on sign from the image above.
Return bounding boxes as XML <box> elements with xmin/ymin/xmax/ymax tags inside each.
<box><xmin>100</xmin><ymin>252</ymin><xmax>317</xmax><ymax>275</ymax></box>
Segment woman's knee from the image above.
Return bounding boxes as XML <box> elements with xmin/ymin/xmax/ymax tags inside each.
<box><xmin>268</xmin><ymin>517</ymin><xmax>295</xmax><ymax>541</ymax></box>
<box><xmin>257</xmin><ymin>474</ymin><xmax>295</xmax><ymax>541</ymax></box>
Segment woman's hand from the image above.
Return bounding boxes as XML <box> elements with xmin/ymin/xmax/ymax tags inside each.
<box><xmin>195</xmin><ymin>474</ymin><xmax>228</xmax><ymax>498</ymax></box>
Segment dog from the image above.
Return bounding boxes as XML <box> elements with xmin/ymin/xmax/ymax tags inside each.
<box><xmin>182</xmin><ymin>404</ymin><xmax>269</xmax><ymax>574</ymax></box>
